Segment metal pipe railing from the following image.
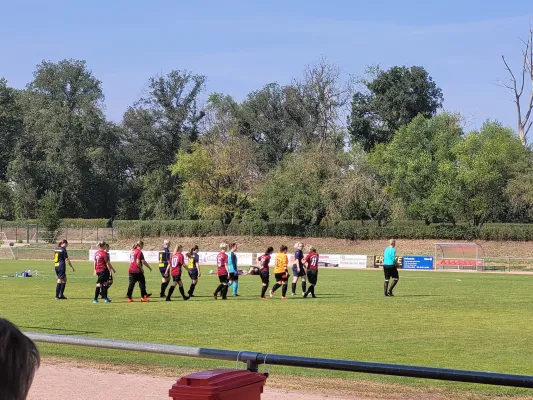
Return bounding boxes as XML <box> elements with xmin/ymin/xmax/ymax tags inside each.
<box><xmin>25</xmin><ymin>332</ymin><xmax>533</xmax><ymax>389</ymax></box>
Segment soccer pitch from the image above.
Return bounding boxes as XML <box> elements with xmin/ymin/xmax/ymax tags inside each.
<box><xmin>2</xmin><ymin>260</ymin><xmax>533</xmax><ymax>397</ymax></box>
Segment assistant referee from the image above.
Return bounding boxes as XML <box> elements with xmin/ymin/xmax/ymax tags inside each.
<box><xmin>383</xmin><ymin>239</ymin><xmax>399</xmax><ymax>296</ymax></box>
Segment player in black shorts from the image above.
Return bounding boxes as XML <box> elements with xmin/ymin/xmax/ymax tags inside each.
<box><xmin>186</xmin><ymin>245</ymin><xmax>201</xmax><ymax>297</ymax></box>
<box><xmin>159</xmin><ymin>239</ymin><xmax>171</xmax><ymax>298</ymax></box>
<box><xmin>54</xmin><ymin>240</ymin><xmax>75</xmax><ymax>299</ymax></box>
<box><xmin>258</xmin><ymin>247</ymin><xmax>274</xmax><ymax>300</ymax></box>
<box><xmin>291</xmin><ymin>242</ymin><xmax>306</xmax><ymax>296</ymax></box>
<box><xmin>303</xmin><ymin>247</ymin><xmax>319</xmax><ymax>298</ymax></box>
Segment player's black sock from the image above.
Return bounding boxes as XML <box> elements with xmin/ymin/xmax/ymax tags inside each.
<box><xmin>179</xmin><ymin>286</ymin><xmax>187</xmax><ymax>299</ymax></box>
<box><xmin>139</xmin><ymin>282</ymin><xmax>147</xmax><ymax>298</ymax></box>
<box><xmin>102</xmin><ymin>285</ymin><xmax>108</xmax><ymax>299</ymax></box>
<box><xmin>302</xmin><ymin>281</ymin><xmax>307</xmax><ymax>293</ymax></box>
<box><xmin>167</xmin><ymin>286</ymin><xmax>175</xmax><ymax>299</ymax></box>
<box><xmin>291</xmin><ymin>283</ymin><xmax>296</xmax><ymax>294</ymax></box>
<box><xmin>127</xmin><ymin>282</ymin><xmax>135</xmax><ymax>299</ymax></box>
<box><xmin>56</xmin><ymin>283</ymin><xmax>61</xmax><ymax>298</ymax></box>
<box><xmin>282</xmin><ymin>284</ymin><xmax>288</xmax><ymax>297</ymax></box>
<box><xmin>272</xmin><ymin>283</ymin><xmax>280</xmax><ymax>293</ymax></box>
<box><xmin>94</xmin><ymin>286</ymin><xmax>100</xmax><ymax>300</ymax></box>
<box><xmin>188</xmin><ymin>283</ymin><xmax>196</xmax><ymax>296</ymax></box>
<box><xmin>389</xmin><ymin>279</ymin><xmax>398</xmax><ymax>294</ymax></box>
<box><xmin>384</xmin><ymin>281</ymin><xmax>389</xmax><ymax>296</ymax></box>
<box><xmin>261</xmin><ymin>285</ymin><xmax>268</xmax><ymax>298</ymax></box>
<box><xmin>215</xmin><ymin>284</ymin><xmax>224</xmax><ymax>295</ymax></box>
<box><xmin>311</xmin><ymin>285</ymin><xmax>316</xmax><ymax>297</ymax></box>
<box><xmin>221</xmin><ymin>285</ymin><xmax>228</xmax><ymax>299</ymax></box>
<box><xmin>60</xmin><ymin>283</ymin><xmax>66</xmax><ymax>297</ymax></box>
<box><xmin>160</xmin><ymin>281</ymin><xmax>169</xmax><ymax>296</ymax></box>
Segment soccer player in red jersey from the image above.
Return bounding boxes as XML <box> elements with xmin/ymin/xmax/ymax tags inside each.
<box><xmin>165</xmin><ymin>245</ymin><xmax>190</xmax><ymax>301</ymax></box>
<box><xmin>93</xmin><ymin>241</ymin><xmax>115</xmax><ymax>303</ymax></box>
<box><xmin>303</xmin><ymin>247</ymin><xmax>319</xmax><ymax>298</ymax></box>
<box><xmin>126</xmin><ymin>240</ymin><xmax>153</xmax><ymax>302</ymax></box>
<box><xmin>213</xmin><ymin>243</ymin><xmax>229</xmax><ymax>300</ymax></box>
<box><xmin>258</xmin><ymin>247</ymin><xmax>274</xmax><ymax>299</ymax></box>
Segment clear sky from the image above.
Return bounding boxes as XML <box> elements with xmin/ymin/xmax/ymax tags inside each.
<box><xmin>1</xmin><ymin>0</ymin><xmax>532</xmax><ymax>132</ymax></box>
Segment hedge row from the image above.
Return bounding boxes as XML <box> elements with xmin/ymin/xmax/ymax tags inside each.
<box><xmin>114</xmin><ymin>220</ymin><xmax>533</xmax><ymax>241</ymax></box>
<box><xmin>0</xmin><ymin>219</ymin><xmax>110</xmax><ymax>229</ymax></box>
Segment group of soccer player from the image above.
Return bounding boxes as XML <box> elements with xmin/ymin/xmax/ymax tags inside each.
<box><xmin>54</xmin><ymin>237</ymin><xmax>399</xmax><ymax>301</ymax></box>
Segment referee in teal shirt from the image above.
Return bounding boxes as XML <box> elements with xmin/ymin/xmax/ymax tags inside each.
<box><xmin>383</xmin><ymin>239</ymin><xmax>399</xmax><ymax>296</ymax></box>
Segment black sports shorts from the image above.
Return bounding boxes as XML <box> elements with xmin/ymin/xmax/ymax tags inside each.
<box><xmin>172</xmin><ymin>273</ymin><xmax>182</xmax><ymax>283</ymax></box>
<box><xmin>292</xmin><ymin>265</ymin><xmax>306</xmax><ymax>277</ymax></box>
<box><xmin>188</xmin><ymin>268</ymin><xmax>198</xmax><ymax>280</ymax></box>
<box><xmin>275</xmin><ymin>272</ymin><xmax>288</xmax><ymax>282</ymax></box>
<box><xmin>129</xmin><ymin>272</ymin><xmax>146</xmax><ymax>285</ymax></box>
<box><xmin>229</xmin><ymin>272</ymin><xmax>239</xmax><ymax>281</ymax></box>
<box><xmin>260</xmin><ymin>270</ymin><xmax>269</xmax><ymax>284</ymax></box>
<box><xmin>383</xmin><ymin>266</ymin><xmax>399</xmax><ymax>280</ymax></box>
<box><xmin>96</xmin><ymin>270</ymin><xmax>110</xmax><ymax>284</ymax></box>
<box><xmin>218</xmin><ymin>275</ymin><xmax>228</xmax><ymax>284</ymax></box>
<box><xmin>55</xmin><ymin>266</ymin><xmax>66</xmax><ymax>280</ymax></box>
<box><xmin>306</xmin><ymin>269</ymin><xmax>318</xmax><ymax>285</ymax></box>
<box><xmin>159</xmin><ymin>267</ymin><xmax>168</xmax><ymax>277</ymax></box>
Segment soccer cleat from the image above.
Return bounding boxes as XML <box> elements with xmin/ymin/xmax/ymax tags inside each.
<box><xmin>213</xmin><ymin>291</ymin><xmax>217</xmax><ymax>300</ymax></box>
<box><xmin>127</xmin><ymin>298</ymin><xmax>135</xmax><ymax>302</ymax></box>
<box><xmin>302</xmin><ymin>292</ymin><xmax>305</xmax><ymax>297</ymax></box>
<box><xmin>269</xmin><ymin>290</ymin><xmax>273</xmax><ymax>298</ymax></box>
<box><xmin>183</xmin><ymin>296</ymin><xmax>190</xmax><ymax>301</ymax></box>
<box><xmin>140</xmin><ymin>297</ymin><xmax>150</xmax><ymax>302</ymax></box>
<box><xmin>104</xmin><ymin>298</ymin><xmax>112</xmax><ymax>303</ymax></box>
<box><xmin>291</xmin><ymin>293</ymin><xmax>296</xmax><ymax>296</ymax></box>
<box><xmin>55</xmin><ymin>297</ymin><xmax>60</xmax><ymax>300</ymax></box>
<box><xmin>388</xmin><ymin>292</ymin><xmax>394</xmax><ymax>297</ymax></box>
<box><xmin>260</xmin><ymin>297</ymin><xmax>267</xmax><ymax>300</ymax></box>
<box><xmin>59</xmin><ymin>295</ymin><xmax>67</xmax><ymax>300</ymax></box>
<box><xmin>189</xmin><ymin>294</ymin><xmax>195</xmax><ymax>297</ymax></box>
<box><xmin>303</xmin><ymin>292</ymin><xmax>309</xmax><ymax>298</ymax></box>
<box><xmin>93</xmin><ymin>299</ymin><xmax>99</xmax><ymax>303</ymax></box>
<box><xmin>385</xmin><ymin>293</ymin><xmax>390</xmax><ymax>297</ymax></box>
<box><xmin>233</xmin><ymin>294</ymin><xmax>240</xmax><ymax>297</ymax></box>
<box><xmin>166</xmin><ymin>297</ymin><xmax>172</xmax><ymax>302</ymax></box>
<box><xmin>281</xmin><ymin>296</ymin><xmax>287</xmax><ymax>299</ymax></box>
<box><xmin>146</xmin><ymin>293</ymin><xmax>153</xmax><ymax>298</ymax></box>
<box><xmin>160</xmin><ymin>294</ymin><xmax>166</xmax><ymax>298</ymax></box>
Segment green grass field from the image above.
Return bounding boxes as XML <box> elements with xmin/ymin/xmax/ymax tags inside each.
<box><xmin>2</xmin><ymin>260</ymin><xmax>533</xmax><ymax>397</ymax></box>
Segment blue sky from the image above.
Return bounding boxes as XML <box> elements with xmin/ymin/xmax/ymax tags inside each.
<box><xmin>1</xmin><ymin>0</ymin><xmax>532</xmax><ymax>132</ymax></box>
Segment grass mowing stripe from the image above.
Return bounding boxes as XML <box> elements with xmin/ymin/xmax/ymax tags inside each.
<box><xmin>2</xmin><ymin>260</ymin><xmax>533</xmax><ymax>397</ymax></box>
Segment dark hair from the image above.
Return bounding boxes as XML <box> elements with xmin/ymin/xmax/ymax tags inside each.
<box><xmin>57</xmin><ymin>239</ymin><xmax>68</xmax><ymax>247</ymax></box>
<box><xmin>186</xmin><ymin>245</ymin><xmax>199</xmax><ymax>258</ymax></box>
<box><xmin>98</xmin><ymin>241</ymin><xmax>107</xmax><ymax>249</ymax></box>
<box><xmin>280</xmin><ymin>245</ymin><xmax>288</xmax><ymax>252</ymax></box>
<box><xmin>0</xmin><ymin>318</ymin><xmax>40</xmax><ymax>400</ymax></box>
<box><xmin>230</xmin><ymin>242</ymin><xmax>237</xmax><ymax>249</ymax></box>
<box><xmin>266</xmin><ymin>247</ymin><xmax>274</xmax><ymax>254</ymax></box>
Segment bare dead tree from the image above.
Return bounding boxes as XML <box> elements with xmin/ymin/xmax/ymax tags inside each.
<box><xmin>500</xmin><ymin>26</ymin><xmax>533</xmax><ymax>146</ymax></box>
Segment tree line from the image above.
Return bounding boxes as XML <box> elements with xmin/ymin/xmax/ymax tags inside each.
<box><xmin>0</xmin><ymin>55</ymin><xmax>532</xmax><ymax>229</ymax></box>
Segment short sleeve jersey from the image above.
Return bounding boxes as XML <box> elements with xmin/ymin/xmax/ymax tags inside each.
<box><xmin>274</xmin><ymin>253</ymin><xmax>288</xmax><ymax>274</ymax></box>
<box><xmin>259</xmin><ymin>254</ymin><xmax>271</xmax><ymax>272</ymax></box>
<box><xmin>384</xmin><ymin>246</ymin><xmax>396</xmax><ymax>267</ymax></box>
<box><xmin>129</xmin><ymin>248</ymin><xmax>145</xmax><ymax>274</ymax></box>
<box><xmin>228</xmin><ymin>251</ymin><xmax>238</xmax><ymax>273</ymax></box>
<box><xmin>94</xmin><ymin>249</ymin><xmax>108</xmax><ymax>273</ymax></box>
<box><xmin>159</xmin><ymin>247</ymin><xmax>170</xmax><ymax>268</ymax></box>
<box><xmin>54</xmin><ymin>247</ymin><xmax>68</xmax><ymax>268</ymax></box>
<box><xmin>294</xmin><ymin>249</ymin><xmax>304</xmax><ymax>268</ymax></box>
<box><xmin>170</xmin><ymin>252</ymin><xmax>184</xmax><ymax>276</ymax></box>
<box><xmin>217</xmin><ymin>252</ymin><xmax>228</xmax><ymax>276</ymax></box>
<box><xmin>305</xmin><ymin>252</ymin><xmax>319</xmax><ymax>270</ymax></box>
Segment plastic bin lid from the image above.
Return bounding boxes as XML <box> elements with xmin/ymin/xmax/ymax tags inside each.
<box><xmin>169</xmin><ymin>369</ymin><xmax>266</xmax><ymax>394</ymax></box>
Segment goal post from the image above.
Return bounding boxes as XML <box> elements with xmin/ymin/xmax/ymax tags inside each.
<box><xmin>434</xmin><ymin>242</ymin><xmax>484</xmax><ymax>270</ymax></box>
<box><xmin>0</xmin><ymin>232</ymin><xmax>15</xmax><ymax>260</ymax></box>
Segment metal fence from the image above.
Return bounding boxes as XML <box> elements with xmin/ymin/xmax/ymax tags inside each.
<box><xmin>25</xmin><ymin>332</ymin><xmax>533</xmax><ymax>389</ymax></box>
<box><xmin>0</xmin><ymin>224</ymin><xmax>116</xmax><ymax>244</ymax></box>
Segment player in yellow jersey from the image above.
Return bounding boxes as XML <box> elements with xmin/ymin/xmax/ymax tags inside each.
<box><xmin>270</xmin><ymin>245</ymin><xmax>289</xmax><ymax>299</ymax></box>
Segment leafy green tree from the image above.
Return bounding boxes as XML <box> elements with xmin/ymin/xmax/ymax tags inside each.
<box><xmin>369</xmin><ymin>113</ymin><xmax>463</xmax><ymax>223</ymax></box>
<box><xmin>349</xmin><ymin>66</ymin><xmax>444</xmax><ymax>151</ymax></box>
<box><xmin>0</xmin><ymin>180</ymin><xmax>13</xmax><ymax>219</ymax></box>
<box><xmin>170</xmin><ymin>136</ymin><xmax>258</xmax><ymax>224</ymax></box>
<box><xmin>0</xmin><ymin>79</ymin><xmax>22</xmax><ymax>180</ymax></box>
<box><xmin>454</xmin><ymin>121</ymin><xmax>528</xmax><ymax>226</ymax></box>
<box><xmin>38</xmin><ymin>191</ymin><xmax>62</xmax><ymax>243</ymax></box>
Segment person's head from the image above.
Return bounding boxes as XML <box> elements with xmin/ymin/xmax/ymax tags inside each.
<box><xmin>133</xmin><ymin>240</ymin><xmax>144</xmax><ymax>250</ymax></box>
<box><xmin>294</xmin><ymin>242</ymin><xmax>304</xmax><ymax>250</ymax></box>
<box><xmin>98</xmin><ymin>241</ymin><xmax>106</xmax><ymax>250</ymax></box>
<box><xmin>389</xmin><ymin>239</ymin><xmax>396</xmax><ymax>248</ymax></box>
<box><xmin>58</xmin><ymin>239</ymin><xmax>68</xmax><ymax>248</ymax></box>
<box><xmin>105</xmin><ymin>243</ymin><xmax>110</xmax><ymax>252</ymax></box>
<box><xmin>309</xmin><ymin>246</ymin><xmax>317</xmax><ymax>253</ymax></box>
<box><xmin>163</xmin><ymin>239</ymin><xmax>170</xmax><ymax>248</ymax></box>
<box><xmin>0</xmin><ymin>318</ymin><xmax>40</xmax><ymax>400</ymax></box>
<box><xmin>230</xmin><ymin>243</ymin><xmax>237</xmax><ymax>251</ymax></box>
<box><xmin>266</xmin><ymin>246</ymin><xmax>274</xmax><ymax>255</ymax></box>
<box><xmin>280</xmin><ymin>245</ymin><xmax>288</xmax><ymax>253</ymax></box>
<box><xmin>192</xmin><ymin>245</ymin><xmax>199</xmax><ymax>254</ymax></box>
<box><xmin>220</xmin><ymin>242</ymin><xmax>228</xmax><ymax>252</ymax></box>
<box><xmin>174</xmin><ymin>244</ymin><xmax>183</xmax><ymax>253</ymax></box>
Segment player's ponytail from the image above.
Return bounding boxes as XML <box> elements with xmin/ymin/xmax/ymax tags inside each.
<box><xmin>132</xmin><ymin>240</ymin><xmax>143</xmax><ymax>250</ymax></box>
<box><xmin>57</xmin><ymin>239</ymin><xmax>68</xmax><ymax>247</ymax></box>
<box><xmin>186</xmin><ymin>247</ymin><xmax>195</xmax><ymax>258</ymax></box>
<box><xmin>266</xmin><ymin>246</ymin><xmax>274</xmax><ymax>254</ymax></box>
<box><xmin>98</xmin><ymin>241</ymin><xmax>106</xmax><ymax>249</ymax></box>
<box><xmin>174</xmin><ymin>244</ymin><xmax>183</xmax><ymax>253</ymax></box>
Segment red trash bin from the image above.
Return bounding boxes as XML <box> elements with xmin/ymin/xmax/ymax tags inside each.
<box><xmin>169</xmin><ymin>369</ymin><xmax>267</xmax><ymax>400</ymax></box>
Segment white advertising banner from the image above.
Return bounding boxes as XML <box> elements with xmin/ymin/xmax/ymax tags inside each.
<box><xmin>338</xmin><ymin>254</ymin><xmax>368</xmax><ymax>269</ymax></box>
